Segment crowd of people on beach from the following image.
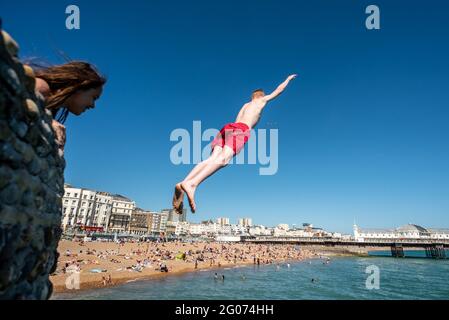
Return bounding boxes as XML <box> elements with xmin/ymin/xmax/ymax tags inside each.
<box><xmin>52</xmin><ymin>239</ymin><xmax>319</xmax><ymax>290</ymax></box>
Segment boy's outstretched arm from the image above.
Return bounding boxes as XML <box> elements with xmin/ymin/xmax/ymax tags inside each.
<box><xmin>263</xmin><ymin>74</ymin><xmax>297</xmax><ymax>102</ymax></box>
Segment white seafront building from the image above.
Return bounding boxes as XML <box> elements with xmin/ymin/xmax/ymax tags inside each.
<box><xmin>353</xmin><ymin>224</ymin><xmax>449</xmax><ymax>242</ymax></box>
<box><xmin>62</xmin><ymin>185</ymin><xmax>180</xmax><ymax>236</ymax></box>
<box><xmin>216</xmin><ymin>217</ymin><xmax>230</xmax><ymax>226</ymax></box>
<box><xmin>238</xmin><ymin>218</ymin><xmax>253</xmax><ymax>227</ymax></box>
<box><xmin>107</xmin><ymin>195</ymin><xmax>136</xmax><ymax>233</ymax></box>
<box><xmin>175</xmin><ymin>221</ymin><xmax>335</xmax><ymax>239</ymax></box>
<box><xmin>269</xmin><ymin>223</ymin><xmax>332</xmax><ymax>238</ymax></box>
<box><xmin>92</xmin><ymin>192</ymin><xmax>113</xmax><ymax>229</ymax></box>
<box><xmin>62</xmin><ymin>185</ymin><xmax>113</xmax><ymax>230</ymax></box>
<box><xmin>175</xmin><ymin>221</ymin><xmax>251</xmax><ymax>237</ymax></box>
<box><xmin>62</xmin><ymin>184</ymin><xmax>345</xmax><ymax>239</ymax></box>
<box><xmin>173</xmin><ymin>221</ymin><xmax>190</xmax><ymax>236</ymax></box>
<box><xmin>188</xmin><ymin>222</ymin><xmax>222</xmax><ymax>236</ymax></box>
<box><xmin>248</xmin><ymin>225</ymin><xmax>273</xmax><ymax>236</ymax></box>
<box><xmin>62</xmin><ymin>185</ymin><xmax>82</xmax><ymax>229</ymax></box>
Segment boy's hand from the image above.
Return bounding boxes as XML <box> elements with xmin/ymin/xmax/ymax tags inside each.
<box><xmin>264</xmin><ymin>74</ymin><xmax>298</xmax><ymax>102</ymax></box>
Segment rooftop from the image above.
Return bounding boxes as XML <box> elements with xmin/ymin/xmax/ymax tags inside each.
<box><xmin>395</xmin><ymin>224</ymin><xmax>429</xmax><ymax>233</ymax></box>
<box><xmin>112</xmin><ymin>194</ymin><xmax>133</xmax><ymax>202</ymax></box>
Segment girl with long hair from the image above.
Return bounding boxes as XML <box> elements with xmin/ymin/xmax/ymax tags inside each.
<box><xmin>34</xmin><ymin>61</ymin><xmax>106</xmax><ymax>151</ymax></box>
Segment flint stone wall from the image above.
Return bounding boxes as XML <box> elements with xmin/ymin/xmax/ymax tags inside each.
<box><xmin>0</xmin><ymin>28</ymin><xmax>65</xmax><ymax>299</ymax></box>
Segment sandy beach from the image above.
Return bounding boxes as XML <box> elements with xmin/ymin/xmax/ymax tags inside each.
<box><xmin>50</xmin><ymin>239</ymin><xmax>320</xmax><ymax>293</ymax></box>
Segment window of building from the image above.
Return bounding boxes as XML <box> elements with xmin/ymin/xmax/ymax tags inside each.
<box><xmin>74</xmin><ymin>193</ymin><xmax>78</xmax><ymax>197</ymax></box>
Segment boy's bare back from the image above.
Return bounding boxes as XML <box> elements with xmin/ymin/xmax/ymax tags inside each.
<box><xmin>235</xmin><ymin>74</ymin><xmax>297</xmax><ymax>129</ymax></box>
<box><xmin>235</xmin><ymin>99</ymin><xmax>267</xmax><ymax>129</ymax></box>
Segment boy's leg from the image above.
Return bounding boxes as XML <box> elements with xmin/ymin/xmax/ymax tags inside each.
<box><xmin>184</xmin><ymin>146</ymin><xmax>223</xmax><ymax>181</ymax></box>
<box><xmin>181</xmin><ymin>146</ymin><xmax>235</xmax><ymax>212</ymax></box>
<box><xmin>173</xmin><ymin>147</ymin><xmax>223</xmax><ymax>213</ymax></box>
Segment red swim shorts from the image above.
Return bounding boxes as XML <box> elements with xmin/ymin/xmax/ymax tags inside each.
<box><xmin>211</xmin><ymin>122</ymin><xmax>251</xmax><ymax>155</ymax></box>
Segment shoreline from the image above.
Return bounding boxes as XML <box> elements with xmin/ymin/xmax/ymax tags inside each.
<box><xmin>51</xmin><ymin>258</ymin><xmax>297</xmax><ymax>295</ymax></box>
<box><xmin>50</xmin><ymin>240</ymin><xmax>332</xmax><ymax>296</ymax></box>
<box><xmin>52</xmin><ymin>253</ymin><xmax>374</xmax><ymax>296</ymax></box>
<box><xmin>51</xmin><ymin>260</ymin><xmax>251</xmax><ymax>294</ymax></box>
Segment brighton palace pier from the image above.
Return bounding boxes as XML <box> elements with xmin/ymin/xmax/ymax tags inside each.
<box><xmin>245</xmin><ymin>224</ymin><xmax>449</xmax><ymax>259</ymax></box>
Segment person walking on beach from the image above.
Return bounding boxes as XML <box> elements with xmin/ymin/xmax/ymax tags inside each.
<box><xmin>173</xmin><ymin>74</ymin><xmax>297</xmax><ymax>213</ymax></box>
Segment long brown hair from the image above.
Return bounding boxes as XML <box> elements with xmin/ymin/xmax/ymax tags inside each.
<box><xmin>34</xmin><ymin>61</ymin><xmax>106</xmax><ymax>123</ymax></box>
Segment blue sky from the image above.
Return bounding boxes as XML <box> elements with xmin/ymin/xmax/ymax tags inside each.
<box><xmin>2</xmin><ymin>0</ymin><xmax>449</xmax><ymax>233</ymax></box>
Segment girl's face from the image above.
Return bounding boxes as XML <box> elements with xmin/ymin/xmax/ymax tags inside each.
<box><xmin>65</xmin><ymin>86</ymin><xmax>103</xmax><ymax>115</ymax></box>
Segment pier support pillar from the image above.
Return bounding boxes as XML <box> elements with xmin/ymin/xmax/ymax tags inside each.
<box><xmin>391</xmin><ymin>244</ymin><xmax>404</xmax><ymax>258</ymax></box>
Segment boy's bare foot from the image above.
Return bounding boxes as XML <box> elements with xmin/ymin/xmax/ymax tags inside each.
<box><xmin>180</xmin><ymin>181</ymin><xmax>196</xmax><ymax>213</ymax></box>
<box><xmin>172</xmin><ymin>183</ymin><xmax>184</xmax><ymax>214</ymax></box>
